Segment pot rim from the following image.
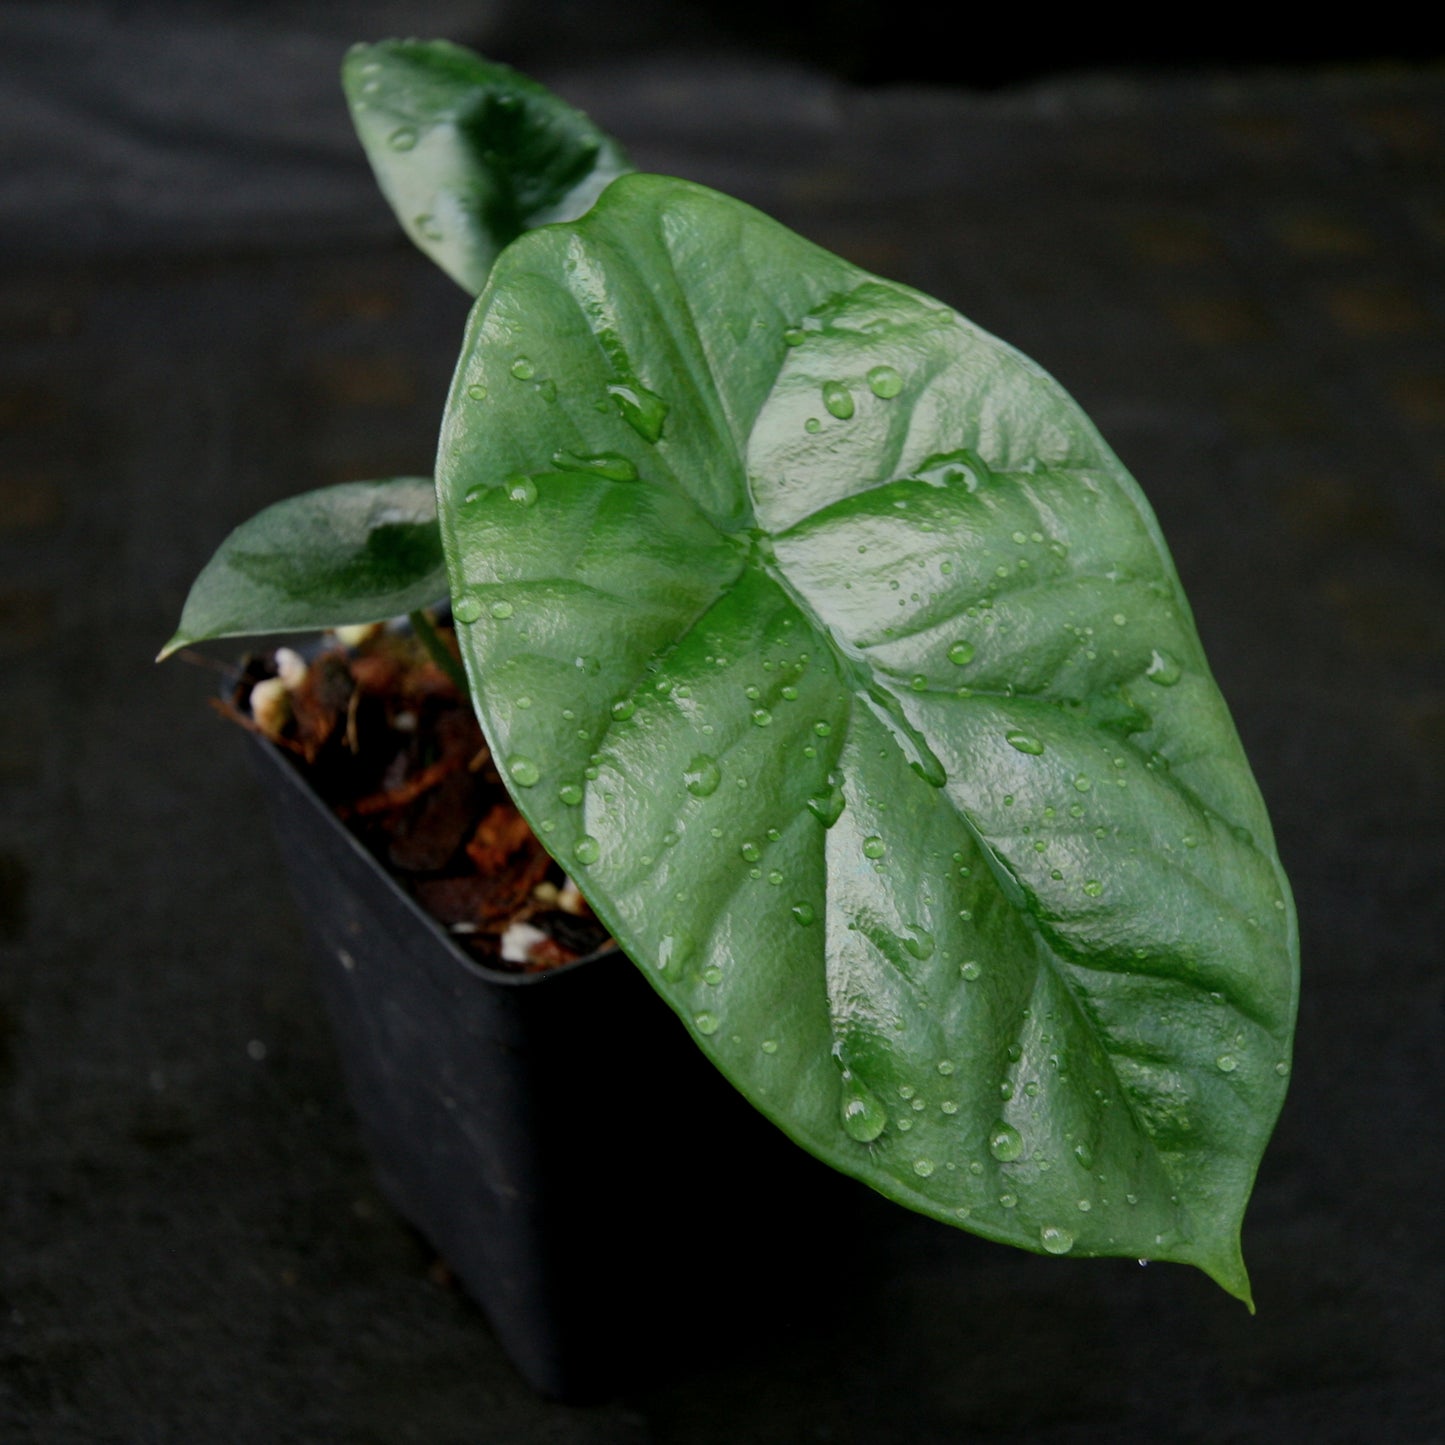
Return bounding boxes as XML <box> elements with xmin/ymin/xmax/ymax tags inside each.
<box><xmin>247</xmin><ymin>723</ymin><xmax>624</xmax><ymax>991</ymax></box>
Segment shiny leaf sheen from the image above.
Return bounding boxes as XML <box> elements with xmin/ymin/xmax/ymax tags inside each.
<box><xmin>437</xmin><ymin>176</ymin><xmax>1298</xmax><ymax>1300</ymax></box>
<box><xmin>160</xmin><ymin>477</ymin><xmax>445</xmax><ymax>657</ymax></box>
<box><xmin>343</xmin><ymin>40</ymin><xmax>632</xmax><ymax>295</ymax></box>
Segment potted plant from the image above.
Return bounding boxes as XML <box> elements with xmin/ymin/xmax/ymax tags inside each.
<box><xmin>160</xmin><ymin>40</ymin><xmax>1299</xmax><ymax>1400</ymax></box>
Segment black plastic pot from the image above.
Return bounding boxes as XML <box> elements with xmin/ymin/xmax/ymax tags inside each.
<box><xmin>247</xmin><ymin>732</ymin><xmax>857</xmax><ymax>1401</ymax></box>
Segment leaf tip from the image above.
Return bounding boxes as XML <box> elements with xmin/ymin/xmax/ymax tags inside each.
<box><xmin>1198</xmin><ymin>1237</ymin><xmax>1255</xmax><ymax>1311</ymax></box>
<box><xmin>156</xmin><ymin>631</ymin><xmax>188</xmax><ymax>663</ymax></box>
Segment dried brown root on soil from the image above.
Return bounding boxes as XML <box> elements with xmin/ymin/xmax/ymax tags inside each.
<box><xmin>223</xmin><ymin>620</ymin><xmax>612</xmax><ymax>972</ymax></box>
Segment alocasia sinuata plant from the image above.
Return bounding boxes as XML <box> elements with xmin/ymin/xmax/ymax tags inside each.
<box><xmin>162</xmin><ymin>41</ymin><xmax>1298</xmax><ymax>1304</ymax></box>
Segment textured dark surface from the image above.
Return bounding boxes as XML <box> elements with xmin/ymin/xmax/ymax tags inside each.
<box><xmin>1</xmin><ymin>7</ymin><xmax>1442</xmax><ymax>1441</ymax></box>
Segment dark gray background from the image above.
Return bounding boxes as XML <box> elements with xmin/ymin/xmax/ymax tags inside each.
<box><xmin>2</xmin><ymin>4</ymin><xmax>1442</xmax><ymax>1440</ymax></box>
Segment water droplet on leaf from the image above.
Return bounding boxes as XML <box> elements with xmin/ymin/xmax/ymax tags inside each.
<box><xmin>806</xmin><ymin>777</ymin><xmax>845</xmax><ymax>828</ymax></box>
<box><xmin>605</xmin><ymin>381</ymin><xmax>668</xmax><ymax>442</ymax></box>
<box><xmin>989</xmin><ymin>1123</ymin><xmax>1023</xmax><ymax>1162</ymax></box>
<box><xmin>822</xmin><ymin>381</ymin><xmax>855</xmax><ymax>420</ymax></box>
<box><xmin>509</xmin><ymin>756</ymin><xmax>541</xmax><ymax>788</ymax></box>
<box><xmin>1146</xmin><ymin>649</ymin><xmax>1183</xmax><ymax>686</ymax></box>
<box><xmin>551</xmin><ymin>450</ymin><xmax>638</xmax><ymax>482</ymax></box>
<box><xmin>684</xmin><ymin>754</ymin><xmax>721</xmax><ymax>797</ymax></box>
<box><xmin>866</xmin><ymin>364</ymin><xmax>903</xmax><ymax>398</ymax></box>
<box><xmin>913</xmin><ymin>449</ymin><xmax>990</xmax><ymax>492</ymax></box>
<box><xmin>903</xmin><ymin>926</ymin><xmax>935</xmax><ymax>960</ymax></box>
<box><xmin>657</xmin><ymin>932</ymin><xmax>692</xmax><ymax>980</ymax></box>
<box><xmin>840</xmin><ymin>1077</ymin><xmax>888</xmax><ymax>1142</ymax></box>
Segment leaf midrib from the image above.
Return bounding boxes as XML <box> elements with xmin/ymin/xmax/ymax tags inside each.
<box><xmin>723</xmin><ymin>334</ymin><xmax>1244</xmax><ymax>1239</ymax></box>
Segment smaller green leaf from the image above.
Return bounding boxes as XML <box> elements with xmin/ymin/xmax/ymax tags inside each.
<box><xmin>159</xmin><ymin>477</ymin><xmax>444</xmax><ymax>659</ymax></box>
<box><xmin>343</xmin><ymin>40</ymin><xmax>632</xmax><ymax>295</ymax></box>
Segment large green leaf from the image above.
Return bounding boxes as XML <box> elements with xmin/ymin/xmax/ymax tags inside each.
<box><xmin>159</xmin><ymin>477</ymin><xmax>444</xmax><ymax>658</ymax></box>
<box><xmin>436</xmin><ymin>175</ymin><xmax>1298</xmax><ymax>1300</ymax></box>
<box><xmin>343</xmin><ymin>40</ymin><xmax>632</xmax><ymax>295</ymax></box>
